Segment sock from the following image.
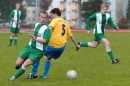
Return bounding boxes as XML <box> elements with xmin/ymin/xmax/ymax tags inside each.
<box><xmin>32</xmin><ymin>61</ymin><xmax>40</xmax><ymax>76</ymax></box>
<box><xmin>9</xmin><ymin>37</ymin><xmax>13</xmax><ymax>45</ymax></box>
<box><xmin>42</xmin><ymin>61</ymin><xmax>51</xmax><ymax>77</ymax></box>
<box><xmin>14</xmin><ymin>37</ymin><xmax>17</xmax><ymax>46</ymax></box>
<box><xmin>80</xmin><ymin>42</ymin><xmax>89</xmax><ymax>47</ymax></box>
<box><xmin>106</xmin><ymin>50</ymin><xmax>115</xmax><ymax>61</ymax></box>
<box><xmin>13</xmin><ymin>65</ymin><xmax>26</xmax><ymax>79</ymax></box>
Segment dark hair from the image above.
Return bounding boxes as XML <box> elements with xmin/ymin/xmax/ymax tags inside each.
<box><xmin>50</xmin><ymin>8</ymin><xmax>61</xmax><ymax>16</ymax></box>
<box><xmin>40</xmin><ymin>11</ymin><xmax>48</xmax><ymax>17</ymax></box>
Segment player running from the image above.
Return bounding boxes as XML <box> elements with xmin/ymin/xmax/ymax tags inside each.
<box><xmin>77</xmin><ymin>3</ymin><xmax>120</xmax><ymax>64</ymax></box>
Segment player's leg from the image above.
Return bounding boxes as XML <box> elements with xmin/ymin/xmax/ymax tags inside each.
<box><xmin>78</xmin><ymin>37</ymin><xmax>99</xmax><ymax>48</ymax></box>
<box><xmin>8</xmin><ymin>27</ymin><xmax>16</xmax><ymax>46</ymax></box>
<box><xmin>15</xmin><ymin>58</ymin><xmax>24</xmax><ymax>70</ymax></box>
<box><xmin>14</xmin><ymin>34</ymin><xmax>18</xmax><ymax>46</ymax></box>
<box><xmin>31</xmin><ymin>60</ymin><xmax>40</xmax><ymax>76</ymax></box>
<box><xmin>42</xmin><ymin>56</ymin><xmax>52</xmax><ymax>78</ymax></box>
<box><xmin>42</xmin><ymin>45</ymin><xmax>66</xmax><ymax>78</ymax></box>
<box><xmin>26</xmin><ymin>60</ymin><xmax>40</xmax><ymax>79</ymax></box>
<box><xmin>15</xmin><ymin>45</ymin><xmax>31</xmax><ymax>69</ymax></box>
<box><xmin>101</xmin><ymin>38</ymin><xmax>119</xmax><ymax>64</ymax></box>
<box><xmin>26</xmin><ymin>47</ymin><xmax>44</xmax><ymax>79</ymax></box>
<box><xmin>9</xmin><ymin>59</ymin><xmax>33</xmax><ymax>81</ymax></box>
<box><xmin>14</xmin><ymin>28</ymin><xmax>19</xmax><ymax>46</ymax></box>
<box><xmin>8</xmin><ymin>34</ymin><xmax>15</xmax><ymax>46</ymax></box>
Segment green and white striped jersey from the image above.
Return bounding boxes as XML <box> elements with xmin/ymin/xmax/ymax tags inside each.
<box><xmin>29</xmin><ymin>23</ymin><xmax>51</xmax><ymax>51</ymax></box>
<box><xmin>9</xmin><ymin>10</ymin><xmax>21</xmax><ymax>28</ymax></box>
<box><xmin>86</xmin><ymin>12</ymin><xmax>117</xmax><ymax>34</ymax></box>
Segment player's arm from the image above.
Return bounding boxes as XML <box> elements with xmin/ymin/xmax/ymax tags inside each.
<box><xmin>86</xmin><ymin>13</ymin><xmax>96</xmax><ymax>30</ymax></box>
<box><xmin>43</xmin><ymin>28</ymin><xmax>52</xmax><ymax>44</ymax></box>
<box><xmin>86</xmin><ymin>13</ymin><xmax>96</xmax><ymax>34</ymax></box>
<box><xmin>70</xmin><ymin>36</ymin><xmax>80</xmax><ymax>50</ymax></box>
<box><xmin>108</xmin><ymin>17</ymin><xmax>119</xmax><ymax>31</ymax></box>
<box><xmin>30</xmin><ymin>34</ymin><xmax>46</xmax><ymax>44</ymax></box>
<box><xmin>67</xmin><ymin>26</ymin><xmax>80</xmax><ymax>50</ymax></box>
<box><xmin>49</xmin><ymin>18</ymin><xmax>57</xmax><ymax>30</ymax></box>
<box><xmin>9</xmin><ymin>11</ymin><xmax>17</xmax><ymax>23</ymax></box>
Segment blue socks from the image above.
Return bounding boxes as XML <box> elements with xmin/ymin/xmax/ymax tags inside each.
<box><xmin>42</xmin><ymin>61</ymin><xmax>51</xmax><ymax>77</ymax></box>
<box><xmin>32</xmin><ymin>61</ymin><xmax>40</xmax><ymax>76</ymax></box>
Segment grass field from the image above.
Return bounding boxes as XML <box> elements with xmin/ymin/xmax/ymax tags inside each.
<box><xmin>0</xmin><ymin>32</ymin><xmax>130</xmax><ymax>86</ymax></box>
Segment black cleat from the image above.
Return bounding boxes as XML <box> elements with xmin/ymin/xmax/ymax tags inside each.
<box><xmin>112</xmin><ymin>59</ymin><xmax>120</xmax><ymax>64</ymax></box>
<box><xmin>26</xmin><ymin>73</ymin><xmax>38</xmax><ymax>79</ymax></box>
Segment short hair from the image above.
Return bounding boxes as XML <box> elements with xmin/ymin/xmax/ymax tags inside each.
<box><xmin>16</xmin><ymin>2</ymin><xmax>20</xmax><ymax>5</ymax></box>
<box><xmin>39</xmin><ymin>11</ymin><xmax>48</xmax><ymax>17</ymax></box>
<box><xmin>50</xmin><ymin>8</ymin><xmax>61</xmax><ymax>16</ymax></box>
<box><xmin>101</xmin><ymin>3</ymin><xmax>109</xmax><ymax>9</ymax></box>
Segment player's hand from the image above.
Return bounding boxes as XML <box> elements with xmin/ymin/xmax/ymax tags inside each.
<box><xmin>76</xmin><ymin>44</ymin><xmax>80</xmax><ymax>51</ymax></box>
<box><xmin>30</xmin><ymin>34</ymin><xmax>36</xmax><ymax>40</ymax></box>
<box><xmin>87</xmin><ymin>31</ymin><xmax>91</xmax><ymax>35</ymax></box>
<box><xmin>19</xmin><ymin>20</ymin><xmax>22</xmax><ymax>24</ymax></box>
<box><xmin>14</xmin><ymin>20</ymin><xmax>17</xmax><ymax>24</ymax></box>
<box><xmin>116</xmin><ymin>27</ymin><xmax>119</xmax><ymax>31</ymax></box>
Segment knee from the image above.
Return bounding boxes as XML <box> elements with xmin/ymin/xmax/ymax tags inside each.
<box><xmin>91</xmin><ymin>45</ymin><xmax>97</xmax><ymax>48</ymax></box>
<box><xmin>15</xmin><ymin>65</ymin><xmax>21</xmax><ymax>70</ymax></box>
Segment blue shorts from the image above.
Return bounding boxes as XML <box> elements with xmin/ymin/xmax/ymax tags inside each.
<box><xmin>45</xmin><ymin>45</ymin><xmax>66</xmax><ymax>60</ymax></box>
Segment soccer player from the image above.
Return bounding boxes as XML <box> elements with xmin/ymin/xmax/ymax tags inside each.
<box><xmin>8</xmin><ymin>2</ymin><xmax>22</xmax><ymax>46</ymax></box>
<box><xmin>77</xmin><ymin>3</ymin><xmax>120</xmax><ymax>64</ymax></box>
<box><xmin>9</xmin><ymin>11</ymin><xmax>51</xmax><ymax>81</ymax></box>
<box><xmin>26</xmin><ymin>8</ymin><xmax>80</xmax><ymax>79</ymax></box>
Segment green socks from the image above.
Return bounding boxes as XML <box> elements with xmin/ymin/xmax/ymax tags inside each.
<box><xmin>9</xmin><ymin>37</ymin><xmax>13</xmax><ymax>45</ymax></box>
<box><xmin>107</xmin><ymin>50</ymin><xmax>115</xmax><ymax>61</ymax></box>
<box><xmin>14</xmin><ymin>37</ymin><xmax>17</xmax><ymax>46</ymax></box>
<box><xmin>14</xmin><ymin>66</ymin><xmax>26</xmax><ymax>79</ymax></box>
<box><xmin>80</xmin><ymin>42</ymin><xmax>89</xmax><ymax>47</ymax></box>
<box><xmin>9</xmin><ymin>37</ymin><xmax>18</xmax><ymax>46</ymax></box>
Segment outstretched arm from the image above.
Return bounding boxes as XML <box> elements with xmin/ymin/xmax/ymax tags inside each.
<box><xmin>70</xmin><ymin>36</ymin><xmax>80</xmax><ymax>50</ymax></box>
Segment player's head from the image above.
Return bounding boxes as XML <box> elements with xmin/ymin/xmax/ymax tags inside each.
<box><xmin>16</xmin><ymin>2</ymin><xmax>20</xmax><ymax>10</ymax></box>
<box><xmin>101</xmin><ymin>3</ymin><xmax>109</xmax><ymax>14</ymax></box>
<box><xmin>50</xmin><ymin>8</ymin><xmax>61</xmax><ymax>19</ymax></box>
<box><xmin>39</xmin><ymin>11</ymin><xmax>48</xmax><ymax>24</ymax></box>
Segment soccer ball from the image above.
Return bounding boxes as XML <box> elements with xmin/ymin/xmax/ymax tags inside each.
<box><xmin>66</xmin><ymin>70</ymin><xmax>77</xmax><ymax>79</ymax></box>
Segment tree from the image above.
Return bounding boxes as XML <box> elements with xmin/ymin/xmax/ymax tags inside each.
<box><xmin>81</xmin><ymin>0</ymin><xmax>103</xmax><ymax>21</ymax></box>
<box><xmin>0</xmin><ymin>0</ymin><xmax>26</xmax><ymax>21</ymax></box>
<box><xmin>126</xmin><ymin>0</ymin><xmax>130</xmax><ymax>23</ymax></box>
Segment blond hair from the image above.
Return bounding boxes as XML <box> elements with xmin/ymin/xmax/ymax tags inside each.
<box><xmin>101</xmin><ymin>3</ymin><xmax>109</xmax><ymax>9</ymax></box>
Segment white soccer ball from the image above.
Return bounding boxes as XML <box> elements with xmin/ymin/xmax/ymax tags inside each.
<box><xmin>66</xmin><ymin>70</ymin><xmax>77</xmax><ymax>79</ymax></box>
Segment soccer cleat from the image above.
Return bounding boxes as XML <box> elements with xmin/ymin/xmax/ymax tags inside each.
<box><xmin>26</xmin><ymin>73</ymin><xmax>38</xmax><ymax>79</ymax></box>
<box><xmin>112</xmin><ymin>59</ymin><xmax>120</xmax><ymax>64</ymax></box>
<box><xmin>8</xmin><ymin>44</ymin><xmax>11</xmax><ymax>46</ymax></box>
<box><xmin>77</xmin><ymin>41</ymin><xmax>81</xmax><ymax>51</ymax></box>
<box><xmin>40</xmin><ymin>76</ymin><xmax>47</xmax><ymax>79</ymax></box>
<box><xmin>9</xmin><ymin>77</ymin><xmax>15</xmax><ymax>81</ymax></box>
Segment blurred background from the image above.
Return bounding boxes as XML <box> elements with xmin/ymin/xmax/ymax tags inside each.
<box><xmin>0</xmin><ymin>0</ymin><xmax>130</xmax><ymax>29</ymax></box>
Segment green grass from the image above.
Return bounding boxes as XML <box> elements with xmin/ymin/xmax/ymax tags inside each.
<box><xmin>0</xmin><ymin>32</ymin><xmax>130</xmax><ymax>86</ymax></box>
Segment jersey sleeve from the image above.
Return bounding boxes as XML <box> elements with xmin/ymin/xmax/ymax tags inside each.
<box><xmin>67</xmin><ymin>25</ymin><xmax>73</xmax><ymax>37</ymax></box>
<box><xmin>108</xmin><ymin>17</ymin><xmax>117</xmax><ymax>29</ymax></box>
<box><xmin>49</xmin><ymin>19</ymin><xmax>57</xmax><ymax>29</ymax></box>
<box><xmin>86</xmin><ymin>13</ymin><xmax>96</xmax><ymax>31</ymax></box>
<box><xmin>43</xmin><ymin>28</ymin><xmax>52</xmax><ymax>44</ymax></box>
<box><xmin>9</xmin><ymin>10</ymin><xmax>14</xmax><ymax>19</ymax></box>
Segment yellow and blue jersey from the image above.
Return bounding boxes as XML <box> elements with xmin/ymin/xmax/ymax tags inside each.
<box><xmin>49</xmin><ymin>17</ymin><xmax>72</xmax><ymax>48</ymax></box>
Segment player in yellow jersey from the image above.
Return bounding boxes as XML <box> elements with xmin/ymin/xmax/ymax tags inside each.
<box><xmin>27</xmin><ymin>8</ymin><xmax>80</xmax><ymax>79</ymax></box>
